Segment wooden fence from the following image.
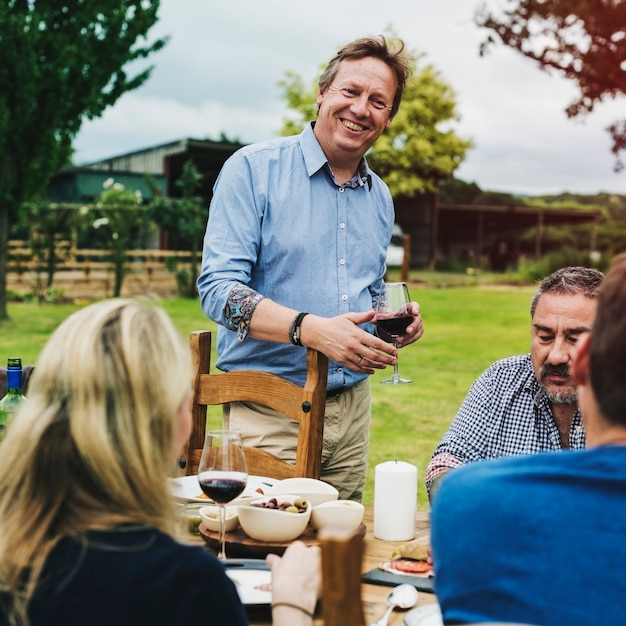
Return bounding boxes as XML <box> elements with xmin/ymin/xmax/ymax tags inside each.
<box><xmin>7</xmin><ymin>240</ymin><xmax>193</xmax><ymax>279</ymax></box>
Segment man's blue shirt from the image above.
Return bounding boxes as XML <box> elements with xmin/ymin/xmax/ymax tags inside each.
<box><xmin>197</xmin><ymin>123</ymin><xmax>394</xmax><ymax>389</ymax></box>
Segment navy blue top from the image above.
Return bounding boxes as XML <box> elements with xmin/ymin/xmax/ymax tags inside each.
<box><xmin>1</xmin><ymin>526</ymin><xmax>248</xmax><ymax>626</ymax></box>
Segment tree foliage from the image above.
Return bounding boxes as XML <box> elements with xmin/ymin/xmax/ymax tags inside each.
<box><xmin>147</xmin><ymin>160</ymin><xmax>206</xmax><ymax>298</ymax></box>
<box><xmin>277</xmin><ymin>40</ymin><xmax>473</xmax><ymax>197</ymax></box>
<box><xmin>0</xmin><ymin>0</ymin><xmax>167</xmax><ymax>320</ymax></box>
<box><xmin>476</xmin><ymin>0</ymin><xmax>626</xmax><ymax>171</ymax></box>
<box><xmin>18</xmin><ymin>202</ymin><xmax>80</xmax><ymax>296</ymax></box>
<box><xmin>90</xmin><ymin>180</ymin><xmax>148</xmax><ymax>298</ymax></box>
<box><xmin>367</xmin><ymin>61</ymin><xmax>474</xmax><ymax>195</ymax></box>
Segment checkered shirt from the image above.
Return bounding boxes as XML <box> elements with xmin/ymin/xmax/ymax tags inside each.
<box><xmin>425</xmin><ymin>354</ymin><xmax>586</xmax><ymax>494</ymax></box>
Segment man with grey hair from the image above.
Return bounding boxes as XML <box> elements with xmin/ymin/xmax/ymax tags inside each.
<box><xmin>425</xmin><ymin>265</ymin><xmax>604</xmax><ymax>500</ymax></box>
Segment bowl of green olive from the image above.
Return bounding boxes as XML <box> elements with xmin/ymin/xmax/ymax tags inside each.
<box><xmin>237</xmin><ymin>494</ymin><xmax>312</xmax><ymax>542</ymax></box>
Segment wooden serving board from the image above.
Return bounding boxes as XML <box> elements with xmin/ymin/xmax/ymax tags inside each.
<box><xmin>198</xmin><ymin>522</ymin><xmax>366</xmax><ymax>558</ymax></box>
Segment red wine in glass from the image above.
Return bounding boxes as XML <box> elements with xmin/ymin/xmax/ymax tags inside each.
<box><xmin>199</xmin><ymin>473</ymin><xmax>247</xmax><ymax>504</ymax></box>
<box><xmin>197</xmin><ymin>430</ymin><xmax>248</xmax><ymax>559</ymax></box>
<box><xmin>375</xmin><ymin>282</ymin><xmax>413</xmax><ymax>384</ymax></box>
<box><xmin>377</xmin><ymin>315</ymin><xmax>412</xmax><ymax>337</ymax></box>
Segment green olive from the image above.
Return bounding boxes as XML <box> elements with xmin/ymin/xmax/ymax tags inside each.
<box><xmin>285</xmin><ymin>505</ymin><xmax>299</xmax><ymax>513</ymax></box>
<box><xmin>293</xmin><ymin>498</ymin><xmax>308</xmax><ymax>509</ymax></box>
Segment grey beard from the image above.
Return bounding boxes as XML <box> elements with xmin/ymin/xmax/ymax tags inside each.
<box><xmin>540</xmin><ymin>363</ymin><xmax>577</xmax><ymax>405</ymax></box>
<box><xmin>544</xmin><ymin>386</ymin><xmax>578</xmax><ymax>405</ymax></box>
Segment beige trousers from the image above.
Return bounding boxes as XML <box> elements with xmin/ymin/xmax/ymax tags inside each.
<box><xmin>223</xmin><ymin>379</ymin><xmax>371</xmax><ymax>501</ymax></box>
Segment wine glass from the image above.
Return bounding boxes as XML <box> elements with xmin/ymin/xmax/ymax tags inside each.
<box><xmin>197</xmin><ymin>430</ymin><xmax>248</xmax><ymax>559</ymax></box>
<box><xmin>375</xmin><ymin>282</ymin><xmax>413</xmax><ymax>384</ymax></box>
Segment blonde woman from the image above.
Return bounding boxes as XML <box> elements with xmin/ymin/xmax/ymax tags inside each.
<box><xmin>0</xmin><ymin>299</ymin><xmax>320</xmax><ymax>626</ymax></box>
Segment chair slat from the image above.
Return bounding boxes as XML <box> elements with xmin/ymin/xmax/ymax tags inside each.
<box><xmin>180</xmin><ymin>330</ymin><xmax>329</xmax><ymax>481</ymax></box>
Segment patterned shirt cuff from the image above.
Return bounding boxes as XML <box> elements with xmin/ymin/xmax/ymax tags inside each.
<box><xmin>224</xmin><ymin>286</ymin><xmax>265</xmax><ymax>342</ymax></box>
<box><xmin>425</xmin><ymin>453</ymin><xmax>463</xmax><ymax>492</ymax></box>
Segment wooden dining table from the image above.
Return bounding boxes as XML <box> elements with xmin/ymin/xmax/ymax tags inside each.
<box><xmin>192</xmin><ymin>505</ymin><xmax>438</xmax><ymax>625</ymax></box>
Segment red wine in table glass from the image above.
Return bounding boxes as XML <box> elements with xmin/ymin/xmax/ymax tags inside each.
<box><xmin>375</xmin><ymin>282</ymin><xmax>413</xmax><ymax>384</ymax></box>
<box><xmin>197</xmin><ymin>430</ymin><xmax>248</xmax><ymax>559</ymax></box>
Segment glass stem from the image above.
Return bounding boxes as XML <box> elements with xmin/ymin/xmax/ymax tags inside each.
<box><xmin>392</xmin><ymin>337</ymin><xmax>401</xmax><ymax>383</ymax></box>
<box><xmin>218</xmin><ymin>504</ymin><xmax>227</xmax><ymax>560</ymax></box>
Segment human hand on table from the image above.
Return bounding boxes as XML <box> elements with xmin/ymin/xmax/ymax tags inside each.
<box><xmin>267</xmin><ymin>541</ymin><xmax>321</xmax><ymax>622</ymax></box>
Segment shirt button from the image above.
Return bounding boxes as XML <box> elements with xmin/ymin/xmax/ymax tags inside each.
<box><xmin>337</xmin><ymin>368</ymin><xmax>343</xmax><ymax>374</ymax></box>
<box><xmin>340</xmin><ymin>223</ymin><xmax>346</xmax><ymax>229</ymax></box>
<box><xmin>341</xmin><ymin>294</ymin><xmax>348</xmax><ymax>301</ymax></box>
<box><xmin>339</xmin><ymin>187</ymin><xmax>345</xmax><ymax>193</ymax></box>
<box><xmin>339</xmin><ymin>259</ymin><xmax>345</xmax><ymax>265</ymax></box>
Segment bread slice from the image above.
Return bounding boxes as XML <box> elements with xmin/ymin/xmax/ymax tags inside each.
<box><xmin>389</xmin><ymin>533</ymin><xmax>430</xmax><ymax>561</ymax></box>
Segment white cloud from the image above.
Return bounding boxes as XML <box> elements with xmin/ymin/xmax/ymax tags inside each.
<box><xmin>73</xmin><ymin>0</ymin><xmax>626</xmax><ymax>195</ymax></box>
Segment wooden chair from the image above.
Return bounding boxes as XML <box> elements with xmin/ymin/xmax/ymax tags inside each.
<box><xmin>179</xmin><ymin>330</ymin><xmax>329</xmax><ymax>480</ymax></box>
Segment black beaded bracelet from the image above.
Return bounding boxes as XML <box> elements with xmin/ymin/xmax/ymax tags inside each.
<box><xmin>289</xmin><ymin>311</ymin><xmax>309</xmax><ymax>346</ymax></box>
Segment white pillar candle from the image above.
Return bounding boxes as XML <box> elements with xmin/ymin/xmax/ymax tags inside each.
<box><xmin>373</xmin><ymin>460</ymin><xmax>417</xmax><ymax>541</ymax></box>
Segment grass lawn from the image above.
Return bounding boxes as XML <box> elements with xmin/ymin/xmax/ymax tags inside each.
<box><xmin>1</xmin><ymin>280</ymin><xmax>536</xmax><ymax>509</ymax></box>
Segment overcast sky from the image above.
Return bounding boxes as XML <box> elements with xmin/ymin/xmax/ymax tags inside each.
<box><xmin>72</xmin><ymin>0</ymin><xmax>626</xmax><ymax>197</ymax></box>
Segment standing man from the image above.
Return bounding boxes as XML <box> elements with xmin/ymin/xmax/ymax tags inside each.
<box><xmin>198</xmin><ymin>36</ymin><xmax>423</xmax><ymax>501</ymax></box>
<box><xmin>425</xmin><ymin>265</ymin><xmax>603</xmax><ymax>500</ymax></box>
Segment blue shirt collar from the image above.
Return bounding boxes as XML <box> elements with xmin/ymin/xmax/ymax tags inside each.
<box><xmin>299</xmin><ymin>122</ymin><xmax>372</xmax><ymax>190</ymax></box>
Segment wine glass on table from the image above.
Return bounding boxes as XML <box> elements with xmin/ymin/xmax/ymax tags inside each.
<box><xmin>197</xmin><ymin>430</ymin><xmax>248</xmax><ymax>560</ymax></box>
<box><xmin>375</xmin><ymin>282</ymin><xmax>413</xmax><ymax>384</ymax></box>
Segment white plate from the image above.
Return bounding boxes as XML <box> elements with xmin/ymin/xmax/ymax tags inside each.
<box><xmin>224</xmin><ymin>560</ymin><xmax>272</xmax><ymax>606</ymax></box>
<box><xmin>170</xmin><ymin>475</ymin><xmax>277</xmax><ymax>504</ymax></box>
<box><xmin>405</xmin><ymin>604</ymin><xmax>443</xmax><ymax>626</ymax></box>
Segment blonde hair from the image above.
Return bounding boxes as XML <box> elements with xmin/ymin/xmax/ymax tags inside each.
<box><xmin>0</xmin><ymin>299</ymin><xmax>192</xmax><ymax>624</ymax></box>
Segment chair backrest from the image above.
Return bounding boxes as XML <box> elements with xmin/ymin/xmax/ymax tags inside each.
<box><xmin>180</xmin><ymin>330</ymin><xmax>329</xmax><ymax>480</ymax></box>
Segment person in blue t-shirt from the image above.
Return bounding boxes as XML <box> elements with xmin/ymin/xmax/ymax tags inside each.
<box><xmin>431</xmin><ymin>252</ymin><xmax>626</xmax><ymax>626</ymax></box>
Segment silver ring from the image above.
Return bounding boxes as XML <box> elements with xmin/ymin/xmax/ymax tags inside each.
<box><xmin>355</xmin><ymin>354</ymin><xmax>363</xmax><ymax>365</ymax></box>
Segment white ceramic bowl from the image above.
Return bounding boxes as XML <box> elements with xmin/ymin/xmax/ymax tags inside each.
<box><xmin>311</xmin><ymin>500</ymin><xmax>365</xmax><ymax>532</ymax></box>
<box><xmin>238</xmin><ymin>494</ymin><xmax>312</xmax><ymax>542</ymax></box>
<box><xmin>199</xmin><ymin>505</ymin><xmax>240</xmax><ymax>533</ymax></box>
<box><xmin>269</xmin><ymin>477</ymin><xmax>339</xmax><ymax>507</ymax></box>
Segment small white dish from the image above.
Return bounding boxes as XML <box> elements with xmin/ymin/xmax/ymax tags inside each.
<box><xmin>199</xmin><ymin>504</ymin><xmax>239</xmax><ymax>532</ymax></box>
<box><xmin>311</xmin><ymin>499</ymin><xmax>364</xmax><ymax>531</ymax></box>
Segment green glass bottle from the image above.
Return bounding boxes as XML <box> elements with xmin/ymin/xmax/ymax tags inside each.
<box><xmin>0</xmin><ymin>357</ymin><xmax>26</xmax><ymax>441</ymax></box>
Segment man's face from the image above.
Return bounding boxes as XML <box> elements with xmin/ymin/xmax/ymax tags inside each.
<box><xmin>314</xmin><ymin>57</ymin><xmax>397</xmax><ymax>168</ymax></box>
<box><xmin>531</xmin><ymin>292</ymin><xmax>597</xmax><ymax>405</ymax></box>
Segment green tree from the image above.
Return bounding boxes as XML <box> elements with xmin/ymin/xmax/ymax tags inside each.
<box><xmin>147</xmin><ymin>160</ymin><xmax>206</xmax><ymax>298</ymax></box>
<box><xmin>277</xmin><ymin>42</ymin><xmax>473</xmax><ymax>197</ymax></box>
<box><xmin>90</xmin><ymin>181</ymin><xmax>148</xmax><ymax>297</ymax></box>
<box><xmin>476</xmin><ymin>0</ymin><xmax>626</xmax><ymax>171</ymax></box>
<box><xmin>0</xmin><ymin>1</ymin><xmax>167</xmax><ymax>320</ymax></box>
<box><xmin>19</xmin><ymin>201</ymin><xmax>80</xmax><ymax>298</ymax></box>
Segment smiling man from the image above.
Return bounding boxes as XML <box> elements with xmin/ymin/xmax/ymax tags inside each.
<box><xmin>197</xmin><ymin>37</ymin><xmax>424</xmax><ymax>501</ymax></box>
<box><xmin>425</xmin><ymin>266</ymin><xmax>604</xmax><ymax>500</ymax></box>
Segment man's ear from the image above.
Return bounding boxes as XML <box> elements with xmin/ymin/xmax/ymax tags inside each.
<box><xmin>573</xmin><ymin>333</ymin><xmax>592</xmax><ymax>385</ymax></box>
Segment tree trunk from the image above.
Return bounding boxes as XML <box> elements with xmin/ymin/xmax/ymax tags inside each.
<box><xmin>0</xmin><ymin>203</ymin><xmax>12</xmax><ymax>320</ymax></box>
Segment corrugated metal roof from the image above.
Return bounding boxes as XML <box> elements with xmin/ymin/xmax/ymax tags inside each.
<box><xmin>78</xmin><ymin>137</ymin><xmax>244</xmax><ymax>176</ymax></box>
